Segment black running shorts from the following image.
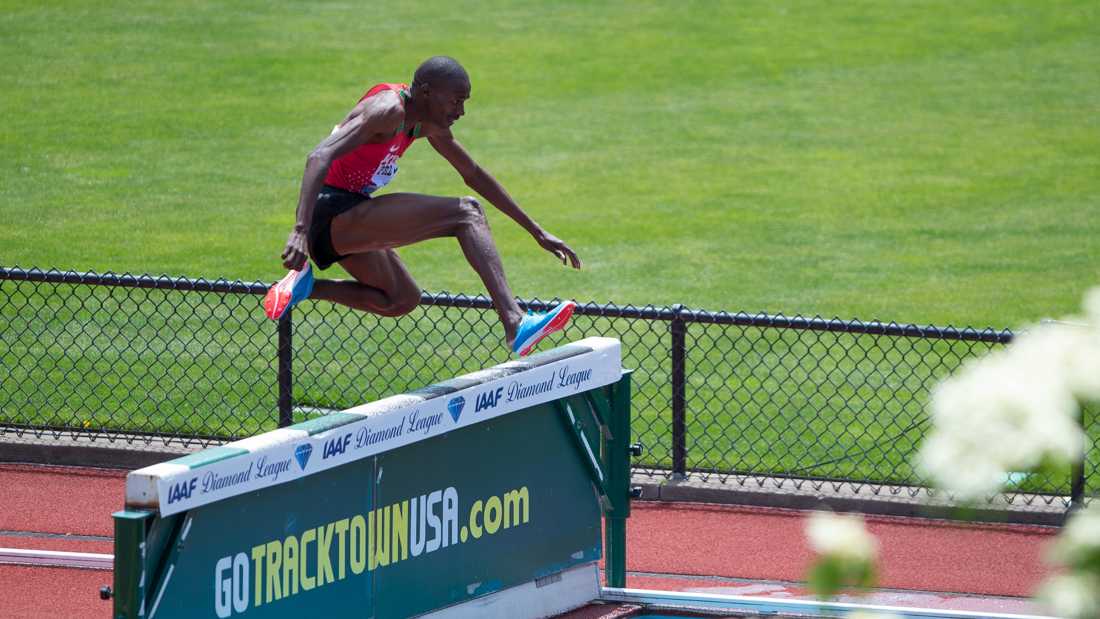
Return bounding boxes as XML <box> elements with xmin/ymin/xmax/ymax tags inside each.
<box><xmin>308</xmin><ymin>185</ymin><xmax>369</xmax><ymax>270</ymax></box>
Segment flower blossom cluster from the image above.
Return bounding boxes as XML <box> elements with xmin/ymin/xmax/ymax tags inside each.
<box><xmin>806</xmin><ymin>511</ymin><xmax>878</xmax><ymax>563</ymax></box>
<box><xmin>918</xmin><ymin>288</ymin><xmax>1100</xmax><ymax>500</ymax></box>
<box><xmin>846</xmin><ymin>612</ymin><xmax>902</xmax><ymax>619</ymax></box>
<box><xmin>1038</xmin><ymin>502</ymin><xmax>1100</xmax><ymax>618</ymax></box>
<box><xmin>804</xmin><ymin>511</ymin><xmax>879</xmax><ymax>597</ymax></box>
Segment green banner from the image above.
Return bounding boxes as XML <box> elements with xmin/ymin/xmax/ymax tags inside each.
<box><xmin>144</xmin><ymin>398</ymin><xmax>602</xmax><ymax>619</ymax></box>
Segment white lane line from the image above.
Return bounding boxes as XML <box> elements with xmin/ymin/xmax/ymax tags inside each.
<box><xmin>0</xmin><ymin>547</ymin><xmax>113</xmax><ymax>570</ymax></box>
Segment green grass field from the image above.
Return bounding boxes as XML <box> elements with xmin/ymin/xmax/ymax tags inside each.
<box><xmin>3</xmin><ymin>0</ymin><xmax>1097</xmax><ymax>326</ymax></box>
<box><xmin>2</xmin><ymin>1</ymin><xmax>1099</xmax><ymax>495</ymax></box>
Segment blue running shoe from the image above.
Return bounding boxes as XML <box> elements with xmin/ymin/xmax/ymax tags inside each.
<box><xmin>264</xmin><ymin>264</ymin><xmax>314</xmax><ymax>320</ymax></box>
<box><xmin>511</xmin><ymin>300</ymin><xmax>577</xmax><ymax>356</ymax></box>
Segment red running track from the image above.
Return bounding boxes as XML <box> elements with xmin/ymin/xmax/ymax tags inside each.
<box><xmin>625</xmin><ymin>501</ymin><xmax>1057</xmax><ymax>597</ymax></box>
<box><xmin>0</xmin><ymin>463</ymin><xmax>1058</xmax><ymax>618</ymax></box>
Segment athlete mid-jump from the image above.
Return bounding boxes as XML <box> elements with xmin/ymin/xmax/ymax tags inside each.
<box><xmin>265</xmin><ymin>56</ymin><xmax>580</xmax><ymax>355</ymax></box>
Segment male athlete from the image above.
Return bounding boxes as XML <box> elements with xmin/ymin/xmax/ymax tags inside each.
<box><xmin>264</xmin><ymin>56</ymin><xmax>580</xmax><ymax>356</ymax></box>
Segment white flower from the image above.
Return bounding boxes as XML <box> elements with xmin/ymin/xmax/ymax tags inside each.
<box><xmin>1037</xmin><ymin>573</ymin><xmax>1100</xmax><ymax>619</ymax></box>
<box><xmin>1049</xmin><ymin>503</ymin><xmax>1100</xmax><ymax>568</ymax></box>
<box><xmin>846</xmin><ymin>612</ymin><xmax>902</xmax><ymax>619</ymax></box>
<box><xmin>918</xmin><ymin>334</ymin><xmax>1088</xmax><ymax>500</ymax></box>
<box><xmin>805</xmin><ymin>511</ymin><xmax>878</xmax><ymax>563</ymax></box>
<box><xmin>1040</xmin><ymin>504</ymin><xmax>1100</xmax><ymax>618</ymax></box>
<box><xmin>1013</xmin><ymin>323</ymin><xmax>1100</xmax><ymax>403</ymax></box>
<box><xmin>917</xmin><ymin>431</ymin><xmax>1005</xmax><ymax>499</ymax></box>
<box><xmin>1084</xmin><ymin>287</ymin><xmax>1100</xmax><ymax>331</ymax></box>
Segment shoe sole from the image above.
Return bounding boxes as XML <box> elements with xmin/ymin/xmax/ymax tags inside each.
<box><xmin>264</xmin><ymin>271</ymin><xmax>301</xmax><ymax>320</ymax></box>
<box><xmin>517</xmin><ymin>302</ymin><xmax>576</xmax><ymax>356</ymax></box>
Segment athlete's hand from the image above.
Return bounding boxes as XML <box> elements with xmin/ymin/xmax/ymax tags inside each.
<box><xmin>534</xmin><ymin>230</ymin><xmax>581</xmax><ymax>269</ymax></box>
<box><xmin>281</xmin><ymin>230</ymin><xmax>309</xmax><ymax>270</ymax></box>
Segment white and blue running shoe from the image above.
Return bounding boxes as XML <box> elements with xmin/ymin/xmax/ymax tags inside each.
<box><xmin>264</xmin><ymin>264</ymin><xmax>314</xmax><ymax>320</ymax></box>
<box><xmin>511</xmin><ymin>300</ymin><xmax>577</xmax><ymax>356</ymax></box>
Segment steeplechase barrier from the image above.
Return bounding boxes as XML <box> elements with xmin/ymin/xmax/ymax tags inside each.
<box><xmin>111</xmin><ymin>337</ymin><xmax>633</xmax><ymax>618</ymax></box>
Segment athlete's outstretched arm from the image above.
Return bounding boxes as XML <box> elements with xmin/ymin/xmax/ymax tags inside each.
<box><xmin>428</xmin><ymin>132</ymin><xmax>582</xmax><ymax>269</ymax></box>
<box><xmin>281</xmin><ymin>93</ymin><xmax>404</xmax><ymax>270</ymax></box>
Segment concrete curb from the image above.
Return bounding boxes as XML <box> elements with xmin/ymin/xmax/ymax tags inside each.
<box><xmin>630</xmin><ymin>473</ymin><xmax>1068</xmax><ymax>527</ymax></box>
<box><xmin>0</xmin><ymin>434</ymin><xmax>200</xmax><ymax>470</ymax></box>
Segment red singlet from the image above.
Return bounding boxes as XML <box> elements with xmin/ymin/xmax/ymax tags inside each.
<box><xmin>323</xmin><ymin>83</ymin><xmax>421</xmax><ymax>196</ymax></box>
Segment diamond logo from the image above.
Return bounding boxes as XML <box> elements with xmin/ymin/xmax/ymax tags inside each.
<box><xmin>447</xmin><ymin>396</ymin><xmax>465</xmax><ymax>423</ymax></box>
<box><xmin>294</xmin><ymin>444</ymin><xmax>312</xmax><ymax>470</ymax></box>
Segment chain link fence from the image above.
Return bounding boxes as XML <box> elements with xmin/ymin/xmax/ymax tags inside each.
<box><xmin>1</xmin><ymin>266</ymin><xmax>1094</xmax><ymax>511</ymax></box>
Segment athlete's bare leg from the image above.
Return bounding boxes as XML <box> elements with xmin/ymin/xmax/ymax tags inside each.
<box><xmin>311</xmin><ymin>250</ymin><xmax>422</xmax><ymax>318</ymax></box>
<box><xmin>315</xmin><ymin>192</ymin><xmax>525</xmax><ymax>345</ymax></box>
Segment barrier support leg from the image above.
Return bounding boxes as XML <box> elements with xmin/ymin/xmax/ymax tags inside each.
<box><xmin>605</xmin><ymin>370</ymin><xmax>633</xmax><ymax>588</ymax></box>
<box><xmin>112</xmin><ymin>510</ymin><xmax>154</xmax><ymax>619</ymax></box>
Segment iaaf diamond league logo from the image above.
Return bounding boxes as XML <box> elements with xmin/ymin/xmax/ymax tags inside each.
<box><xmin>447</xmin><ymin>396</ymin><xmax>465</xmax><ymax>422</ymax></box>
<box><xmin>294</xmin><ymin>444</ymin><xmax>312</xmax><ymax>470</ymax></box>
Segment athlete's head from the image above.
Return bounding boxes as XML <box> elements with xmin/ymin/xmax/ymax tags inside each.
<box><xmin>411</xmin><ymin>56</ymin><xmax>470</xmax><ymax>128</ymax></box>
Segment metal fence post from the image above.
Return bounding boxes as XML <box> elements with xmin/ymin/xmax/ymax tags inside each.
<box><xmin>1070</xmin><ymin>458</ymin><xmax>1086</xmax><ymax>512</ymax></box>
<box><xmin>671</xmin><ymin>304</ymin><xmax>687</xmax><ymax>480</ymax></box>
<box><xmin>277</xmin><ymin>310</ymin><xmax>293</xmax><ymax>428</ymax></box>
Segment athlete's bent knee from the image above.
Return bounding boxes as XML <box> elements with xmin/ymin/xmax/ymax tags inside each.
<box><xmin>386</xmin><ymin>292</ymin><xmax>420</xmax><ymax>317</ymax></box>
<box><xmin>368</xmin><ymin>285</ymin><xmax>419</xmax><ymax>317</ymax></box>
<box><xmin>457</xmin><ymin>196</ymin><xmax>486</xmax><ymax>225</ymax></box>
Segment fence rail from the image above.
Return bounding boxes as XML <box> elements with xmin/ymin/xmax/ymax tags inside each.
<box><xmin>1</xmin><ymin>266</ymin><xmax>1093</xmax><ymax>513</ymax></box>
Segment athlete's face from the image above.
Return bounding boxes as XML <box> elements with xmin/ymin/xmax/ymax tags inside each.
<box><xmin>428</xmin><ymin>80</ymin><xmax>470</xmax><ymax>128</ymax></box>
